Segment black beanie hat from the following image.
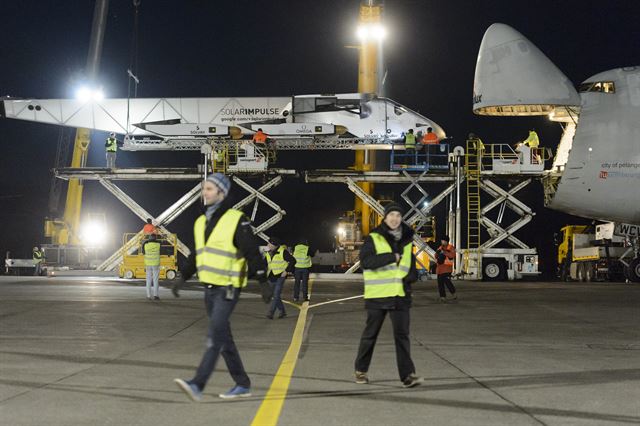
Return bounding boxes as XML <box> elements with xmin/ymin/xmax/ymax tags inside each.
<box><xmin>383</xmin><ymin>202</ymin><xmax>404</xmax><ymax>218</ymax></box>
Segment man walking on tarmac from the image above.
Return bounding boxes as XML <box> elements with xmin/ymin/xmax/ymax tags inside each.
<box><xmin>292</xmin><ymin>239</ymin><xmax>315</xmax><ymax>302</ymax></box>
<box><xmin>105</xmin><ymin>132</ymin><xmax>118</xmax><ymax>168</ymax></box>
<box><xmin>265</xmin><ymin>238</ymin><xmax>295</xmax><ymax>318</ymax></box>
<box><xmin>436</xmin><ymin>235</ymin><xmax>457</xmax><ymax>302</ymax></box>
<box><xmin>142</xmin><ymin>234</ymin><xmax>161</xmax><ymax>300</ymax></box>
<box><xmin>172</xmin><ymin>173</ymin><xmax>271</xmax><ymax>401</ymax></box>
<box><xmin>354</xmin><ymin>203</ymin><xmax>424</xmax><ymax>388</ymax></box>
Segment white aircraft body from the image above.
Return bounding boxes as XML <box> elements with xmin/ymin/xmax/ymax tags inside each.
<box><xmin>0</xmin><ymin>93</ymin><xmax>445</xmax><ymax>142</ymax></box>
<box><xmin>474</xmin><ymin>23</ymin><xmax>640</xmax><ymax>279</ymax></box>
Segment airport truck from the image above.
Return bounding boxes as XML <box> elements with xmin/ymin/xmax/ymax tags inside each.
<box><xmin>557</xmin><ymin>223</ymin><xmax>627</xmax><ymax>282</ymax></box>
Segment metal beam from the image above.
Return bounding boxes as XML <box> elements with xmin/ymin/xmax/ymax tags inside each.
<box><xmin>96</xmin><ymin>179</ymin><xmax>198</xmax><ymax>270</ymax></box>
<box><xmin>306</xmin><ymin>170</ymin><xmax>455</xmax><ymax>183</ymax></box>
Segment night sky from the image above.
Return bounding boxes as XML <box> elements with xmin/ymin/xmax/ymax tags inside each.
<box><xmin>1</xmin><ymin>1</ymin><xmax>638</xmax><ymax>276</ymax></box>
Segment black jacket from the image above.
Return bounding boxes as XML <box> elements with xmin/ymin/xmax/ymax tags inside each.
<box><xmin>359</xmin><ymin>222</ymin><xmax>417</xmax><ymax>310</ymax></box>
<box><xmin>267</xmin><ymin>247</ymin><xmax>296</xmax><ymax>280</ymax></box>
<box><xmin>181</xmin><ymin>200</ymin><xmax>267</xmax><ymax>283</ymax></box>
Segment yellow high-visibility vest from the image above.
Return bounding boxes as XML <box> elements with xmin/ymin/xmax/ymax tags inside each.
<box><xmin>266</xmin><ymin>246</ymin><xmax>288</xmax><ymax>276</ymax></box>
<box><xmin>144</xmin><ymin>241</ymin><xmax>161</xmax><ymax>266</ymax></box>
<box><xmin>524</xmin><ymin>131</ymin><xmax>540</xmax><ymax>148</ymax></box>
<box><xmin>106</xmin><ymin>137</ymin><xmax>117</xmax><ymax>152</ymax></box>
<box><xmin>194</xmin><ymin>209</ymin><xmax>248</xmax><ymax>288</ymax></box>
<box><xmin>293</xmin><ymin>244</ymin><xmax>312</xmax><ymax>268</ymax></box>
<box><xmin>405</xmin><ymin>133</ymin><xmax>416</xmax><ymax>148</ymax></box>
<box><xmin>363</xmin><ymin>232</ymin><xmax>412</xmax><ymax>299</ymax></box>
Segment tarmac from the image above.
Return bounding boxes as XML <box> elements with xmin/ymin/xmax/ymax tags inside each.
<box><xmin>1</xmin><ymin>275</ymin><xmax>639</xmax><ymax>426</ymax></box>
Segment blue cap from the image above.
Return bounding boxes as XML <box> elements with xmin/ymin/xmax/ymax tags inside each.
<box><xmin>205</xmin><ymin>173</ymin><xmax>231</xmax><ymax>197</ymax></box>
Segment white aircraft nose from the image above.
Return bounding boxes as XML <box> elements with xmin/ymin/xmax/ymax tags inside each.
<box><xmin>473</xmin><ymin>23</ymin><xmax>581</xmax><ymax>116</ymax></box>
<box><xmin>481</xmin><ymin>23</ymin><xmax>525</xmax><ymax>48</ymax></box>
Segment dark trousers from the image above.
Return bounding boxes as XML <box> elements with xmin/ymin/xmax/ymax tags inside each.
<box><xmin>437</xmin><ymin>272</ymin><xmax>456</xmax><ymax>297</ymax></box>
<box><xmin>355</xmin><ymin>308</ymin><xmax>416</xmax><ymax>381</ymax></box>
<box><xmin>269</xmin><ymin>276</ymin><xmax>286</xmax><ymax>316</ymax></box>
<box><xmin>191</xmin><ymin>286</ymin><xmax>250</xmax><ymax>390</ymax></box>
<box><xmin>405</xmin><ymin>147</ymin><xmax>416</xmax><ymax>164</ymax></box>
<box><xmin>293</xmin><ymin>268</ymin><xmax>309</xmax><ymax>300</ymax></box>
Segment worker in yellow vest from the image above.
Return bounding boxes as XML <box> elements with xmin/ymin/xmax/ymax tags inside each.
<box><xmin>292</xmin><ymin>239</ymin><xmax>315</xmax><ymax>302</ymax></box>
<box><xmin>172</xmin><ymin>173</ymin><xmax>269</xmax><ymax>401</ymax></box>
<box><xmin>105</xmin><ymin>132</ymin><xmax>118</xmax><ymax>168</ymax></box>
<box><xmin>523</xmin><ymin>129</ymin><xmax>540</xmax><ymax>148</ymax></box>
<box><xmin>403</xmin><ymin>128</ymin><xmax>417</xmax><ymax>165</ymax></box>
<box><xmin>142</xmin><ymin>234</ymin><xmax>161</xmax><ymax>300</ymax></box>
<box><xmin>32</xmin><ymin>246</ymin><xmax>44</xmax><ymax>276</ymax></box>
<box><xmin>354</xmin><ymin>202</ymin><xmax>424</xmax><ymax>388</ymax></box>
<box><xmin>265</xmin><ymin>238</ymin><xmax>295</xmax><ymax>319</ymax></box>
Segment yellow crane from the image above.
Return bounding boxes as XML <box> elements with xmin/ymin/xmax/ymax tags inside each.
<box><xmin>354</xmin><ymin>0</ymin><xmax>384</xmax><ymax>235</ymax></box>
<box><xmin>45</xmin><ymin>0</ymin><xmax>110</xmax><ymax>246</ymax></box>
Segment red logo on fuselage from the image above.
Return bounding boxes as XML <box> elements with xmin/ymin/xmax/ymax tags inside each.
<box><xmin>599</xmin><ymin>171</ymin><xmax>608</xmax><ymax>179</ymax></box>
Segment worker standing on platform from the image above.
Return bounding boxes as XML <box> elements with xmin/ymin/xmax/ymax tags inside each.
<box><xmin>354</xmin><ymin>203</ymin><xmax>424</xmax><ymax>388</ymax></box>
<box><xmin>32</xmin><ymin>246</ymin><xmax>44</xmax><ymax>276</ymax></box>
<box><xmin>142</xmin><ymin>234</ymin><xmax>161</xmax><ymax>300</ymax></box>
<box><xmin>422</xmin><ymin>127</ymin><xmax>439</xmax><ymax>146</ymax></box>
<box><xmin>403</xmin><ymin>129</ymin><xmax>417</xmax><ymax>164</ymax></box>
<box><xmin>265</xmin><ymin>238</ymin><xmax>295</xmax><ymax>319</ymax></box>
<box><xmin>143</xmin><ymin>218</ymin><xmax>157</xmax><ymax>236</ymax></box>
<box><xmin>523</xmin><ymin>130</ymin><xmax>540</xmax><ymax>148</ymax></box>
<box><xmin>252</xmin><ymin>128</ymin><xmax>267</xmax><ymax>145</ymax></box>
<box><xmin>436</xmin><ymin>235</ymin><xmax>457</xmax><ymax>303</ymax></box>
<box><xmin>105</xmin><ymin>132</ymin><xmax>118</xmax><ymax>168</ymax></box>
<box><xmin>292</xmin><ymin>239</ymin><xmax>315</xmax><ymax>302</ymax></box>
<box><xmin>172</xmin><ymin>173</ymin><xmax>270</xmax><ymax>401</ymax></box>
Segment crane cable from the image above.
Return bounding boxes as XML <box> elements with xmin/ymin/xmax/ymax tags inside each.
<box><xmin>126</xmin><ymin>0</ymin><xmax>141</xmax><ymax>138</ymax></box>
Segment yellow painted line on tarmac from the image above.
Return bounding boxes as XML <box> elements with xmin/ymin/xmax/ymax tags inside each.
<box><xmin>251</xmin><ymin>280</ymin><xmax>314</xmax><ymax>426</ymax></box>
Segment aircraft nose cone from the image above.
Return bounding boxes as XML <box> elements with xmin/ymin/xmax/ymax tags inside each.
<box><xmin>473</xmin><ymin>23</ymin><xmax>581</xmax><ymax>116</ymax></box>
<box><xmin>482</xmin><ymin>23</ymin><xmax>525</xmax><ymax>48</ymax></box>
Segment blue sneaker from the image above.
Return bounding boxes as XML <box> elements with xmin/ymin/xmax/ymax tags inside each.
<box><xmin>174</xmin><ymin>378</ymin><xmax>202</xmax><ymax>402</ymax></box>
<box><xmin>219</xmin><ymin>385</ymin><xmax>252</xmax><ymax>399</ymax></box>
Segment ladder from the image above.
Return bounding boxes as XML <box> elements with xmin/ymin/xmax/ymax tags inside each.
<box><xmin>466</xmin><ymin>138</ymin><xmax>482</xmax><ymax>250</ymax></box>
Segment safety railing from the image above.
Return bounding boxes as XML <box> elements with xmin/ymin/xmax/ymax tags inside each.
<box><xmin>389</xmin><ymin>143</ymin><xmax>450</xmax><ymax>171</ymax></box>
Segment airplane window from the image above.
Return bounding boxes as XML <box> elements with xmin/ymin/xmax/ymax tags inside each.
<box><xmin>394</xmin><ymin>106</ymin><xmax>406</xmax><ymax>115</ymax></box>
<box><xmin>577</xmin><ymin>81</ymin><xmax>615</xmax><ymax>93</ymax></box>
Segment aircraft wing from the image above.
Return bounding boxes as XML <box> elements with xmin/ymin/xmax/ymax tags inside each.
<box><xmin>0</xmin><ymin>96</ymin><xmax>290</xmax><ymax>136</ymax></box>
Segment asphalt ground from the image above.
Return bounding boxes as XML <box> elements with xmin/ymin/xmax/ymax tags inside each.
<box><xmin>1</xmin><ymin>276</ymin><xmax>639</xmax><ymax>426</ymax></box>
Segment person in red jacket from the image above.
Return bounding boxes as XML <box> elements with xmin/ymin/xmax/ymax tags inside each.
<box><xmin>436</xmin><ymin>235</ymin><xmax>457</xmax><ymax>302</ymax></box>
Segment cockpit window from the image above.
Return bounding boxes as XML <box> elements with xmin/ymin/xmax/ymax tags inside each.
<box><xmin>394</xmin><ymin>106</ymin><xmax>406</xmax><ymax>116</ymax></box>
<box><xmin>578</xmin><ymin>81</ymin><xmax>615</xmax><ymax>93</ymax></box>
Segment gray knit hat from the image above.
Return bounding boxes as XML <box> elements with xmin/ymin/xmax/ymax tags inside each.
<box><xmin>205</xmin><ymin>173</ymin><xmax>231</xmax><ymax>197</ymax></box>
<box><xmin>383</xmin><ymin>202</ymin><xmax>404</xmax><ymax>218</ymax></box>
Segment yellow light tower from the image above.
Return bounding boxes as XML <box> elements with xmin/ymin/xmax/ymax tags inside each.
<box><xmin>354</xmin><ymin>0</ymin><xmax>385</xmax><ymax>236</ymax></box>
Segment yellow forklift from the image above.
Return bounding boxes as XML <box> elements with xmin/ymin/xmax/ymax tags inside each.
<box><xmin>119</xmin><ymin>233</ymin><xmax>178</xmax><ymax>280</ymax></box>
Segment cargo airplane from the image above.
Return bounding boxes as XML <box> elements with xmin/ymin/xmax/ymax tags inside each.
<box><xmin>473</xmin><ymin>23</ymin><xmax>640</xmax><ymax>280</ymax></box>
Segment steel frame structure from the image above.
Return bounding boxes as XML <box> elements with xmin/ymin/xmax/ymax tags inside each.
<box><xmin>50</xmin><ymin>168</ymin><xmax>288</xmax><ymax>272</ymax></box>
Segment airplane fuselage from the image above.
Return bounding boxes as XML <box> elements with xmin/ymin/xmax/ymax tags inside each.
<box><xmin>549</xmin><ymin>67</ymin><xmax>640</xmax><ymax>224</ymax></box>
